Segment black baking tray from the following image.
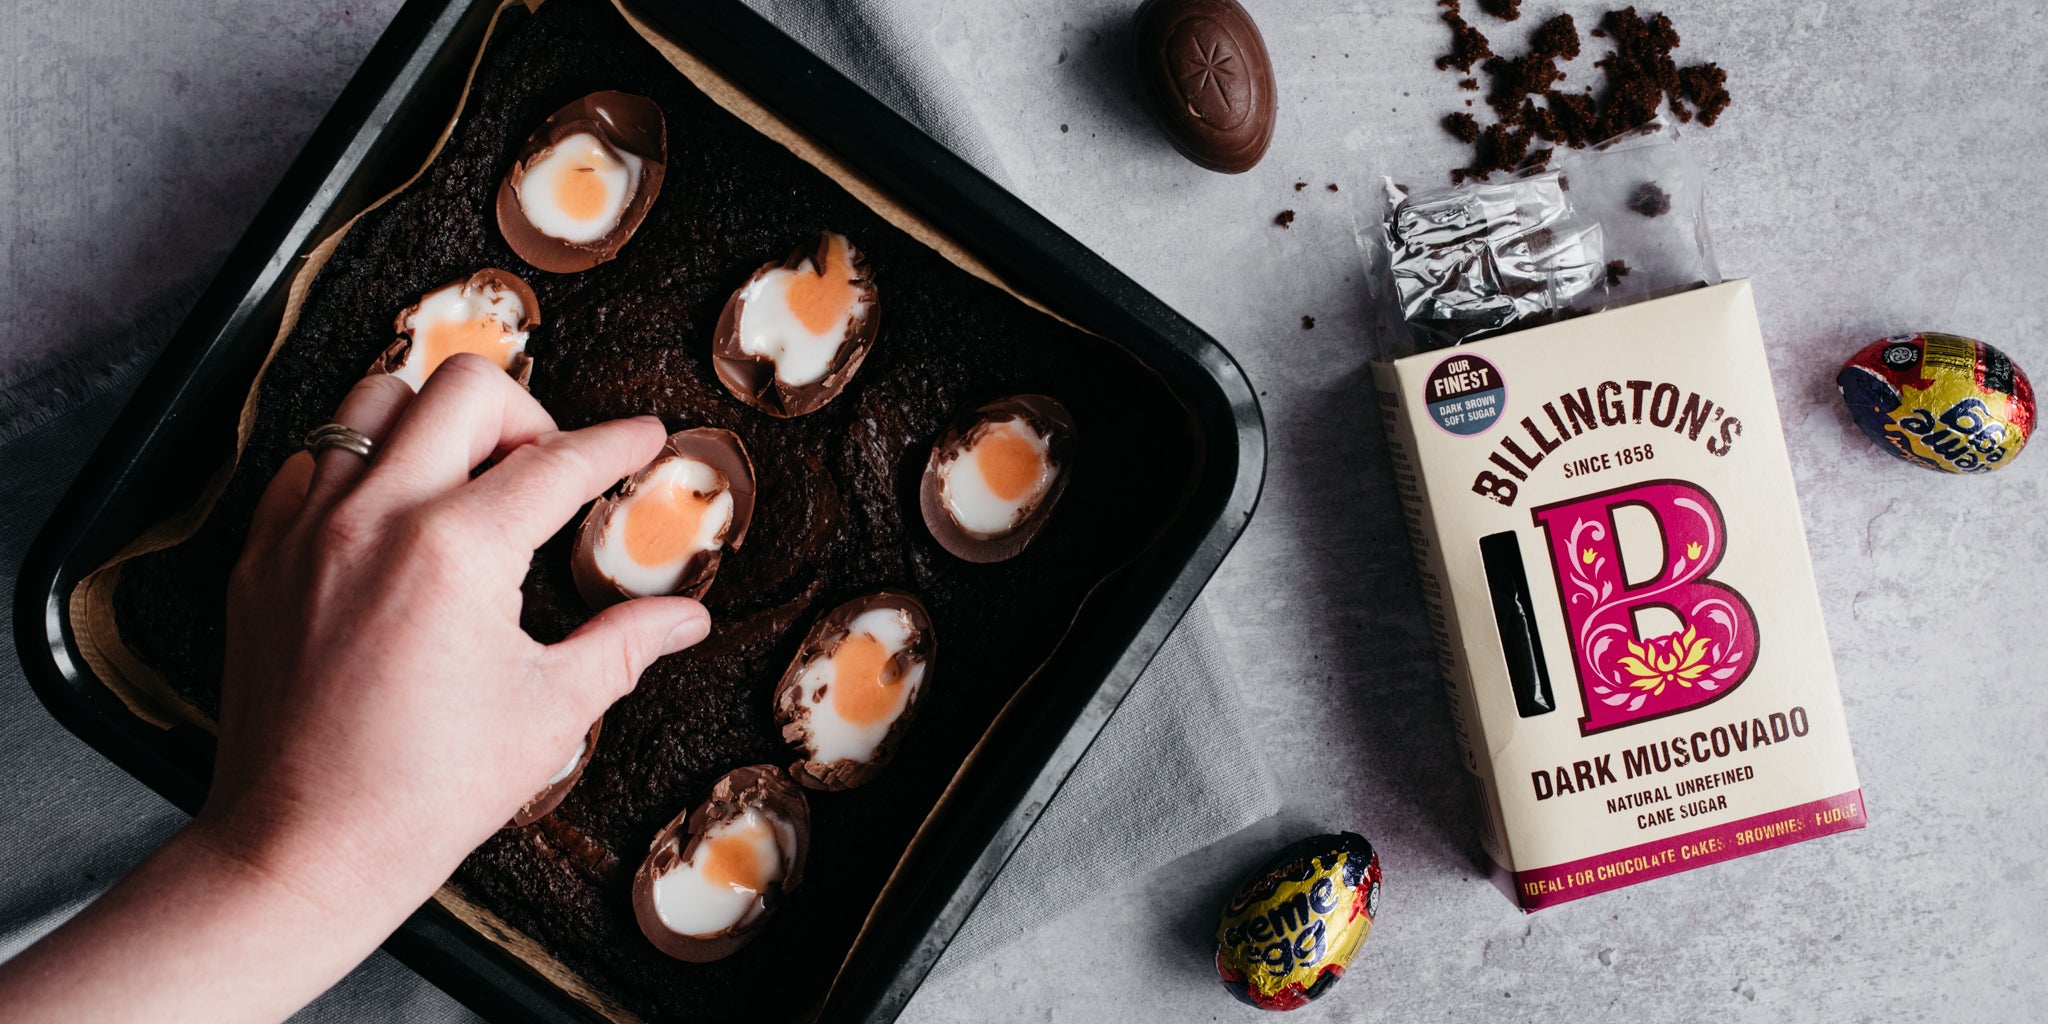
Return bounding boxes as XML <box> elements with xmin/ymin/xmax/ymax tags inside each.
<box><xmin>12</xmin><ymin>0</ymin><xmax>1264</xmax><ymax>1020</ymax></box>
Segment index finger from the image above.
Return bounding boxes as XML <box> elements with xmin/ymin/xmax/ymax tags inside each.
<box><xmin>435</xmin><ymin>415</ymin><xmax>668</xmax><ymax>554</ymax></box>
<box><xmin>357</xmin><ymin>353</ymin><xmax>559</xmax><ymax>509</ymax></box>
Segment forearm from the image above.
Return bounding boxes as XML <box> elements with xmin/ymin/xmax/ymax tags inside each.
<box><xmin>0</xmin><ymin>821</ymin><xmax>430</xmax><ymax>1024</ymax></box>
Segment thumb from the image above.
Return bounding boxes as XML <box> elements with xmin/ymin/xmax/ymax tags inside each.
<box><xmin>543</xmin><ymin>597</ymin><xmax>710</xmax><ymax>717</ymax></box>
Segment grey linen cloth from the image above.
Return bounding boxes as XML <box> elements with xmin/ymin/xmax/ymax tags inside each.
<box><xmin>0</xmin><ymin>0</ymin><xmax>1278</xmax><ymax>1016</ymax></box>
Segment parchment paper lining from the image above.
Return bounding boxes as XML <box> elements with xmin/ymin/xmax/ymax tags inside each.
<box><xmin>62</xmin><ymin>1</ymin><xmax>1199</xmax><ymax>1020</ymax></box>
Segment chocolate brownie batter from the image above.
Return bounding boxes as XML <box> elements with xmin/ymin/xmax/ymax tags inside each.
<box><xmin>112</xmin><ymin>0</ymin><xmax>1195</xmax><ymax>1019</ymax></box>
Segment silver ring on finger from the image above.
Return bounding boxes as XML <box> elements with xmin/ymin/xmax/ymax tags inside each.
<box><xmin>303</xmin><ymin>422</ymin><xmax>377</xmax><ymax>461</ymax></box>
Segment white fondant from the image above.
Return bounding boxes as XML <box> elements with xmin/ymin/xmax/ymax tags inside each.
<box><xmin>514</xmin><ymin>132</ymin><xmax>641</xmax><ymax>244</ymax></box>
<box><xmin>735</xmin><ymin>235</ymin><xmax>868</xmax><ymax>387</ymax></box>
<box><xmin>391</xmin><ymin>279</ymin><xmax>530</xmax><ymax>390</ymax></box>
<box><xmin>546</xmin><ymin>736</ymin><xmax>588</xmax><ymax>787</ymax></box>
<box><xmin>938</xmin><ymin>417</ymin><xmax>1055</xmax><ymax>537</ymax></box>
<box><xmin>649</xmin><ymin>810</ymin><xmax>788</xmax><ymax>937</ymax></box>
<box><xmin>592</xmin><ymin>457</ymin><xmax>733</xmax><ymax>599</ymax></box>
<box><xmin>790</xmin><ymin>608</ymin><xmax>925</xmax><ymax>766</ymax></box>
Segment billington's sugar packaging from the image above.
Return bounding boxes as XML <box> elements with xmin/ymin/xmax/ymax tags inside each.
<box><xmin>1372</xmin><ymin>280</ymin><xmax>1864</xmax><ymax>910</ymax></box>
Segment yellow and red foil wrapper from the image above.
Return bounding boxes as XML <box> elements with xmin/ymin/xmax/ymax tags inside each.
<box><xmin>1214</xmin><ymin>833</ymin><xmax>1381</xmax><ymax>1011</ymax></box>
<box><xmin>1836</xmin><ymin>332</ymin><xmax>2034</xmax><ymax>474</ymax></box>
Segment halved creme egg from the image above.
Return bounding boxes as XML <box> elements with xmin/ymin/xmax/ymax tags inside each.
<box><xmin>919</xmin><ymin>395</ymin><xmax>1077</xmax><ymax>563</ymax></box>
<box><xmin>712</xmin><ymin>231</ymin><xmax>880</xmax><ymax>417</ymax></box>
<box><xmin>570</xmin><ymin>428</ymin><xmax>756</xmax><ymax>609</ymax></box>
<box><xmin>507</xmin><ymin>718</ymin><xmax>601</xmax><ymax>828</ymax></box>
<box><xmin>496</xmin><ymin>91</ymin><xmax>666</xmax><ymax>273</ymax></box>
<box><xmin>772</xmin><ymin>591</ymin><xmax>935</xmax><ymax>790</ymax></box>
<box><xmin>631</xmin><ymin>765</ymin><xmax>809</xmax><ymax>962</ymax></box>
<box><xmin>372</xmin><ymin>268</ymin><xmax>538</xmax><ymax>390</ymax></box>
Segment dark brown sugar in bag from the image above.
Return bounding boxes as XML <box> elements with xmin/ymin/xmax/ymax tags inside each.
<box><xmin>1435</xmin><ymin>0</ymin><xmax>1493</xmax><ymax>72</ymax></box>
<box><xmin>1435</xmin><ymin>5</ymin><xmax>1732</xmax><ymax>183</ymax></box>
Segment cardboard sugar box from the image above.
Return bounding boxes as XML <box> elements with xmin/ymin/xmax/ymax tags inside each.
<box><xmin>1372</xmin><ymin>280</ymin><xmax>1864</xmax><ymax>910</ymax></box>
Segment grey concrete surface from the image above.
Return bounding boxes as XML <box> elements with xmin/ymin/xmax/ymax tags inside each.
<box><xmin>6</xmin><ymin>1</ymin><xmax>2047</xmax><ymax>1023</ymax></box>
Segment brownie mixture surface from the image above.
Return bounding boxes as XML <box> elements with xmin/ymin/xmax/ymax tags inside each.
<box><xmin>113</xmin><ymin>0</ymin><xmax>1195</xmax><ymax>1019</ymax></box>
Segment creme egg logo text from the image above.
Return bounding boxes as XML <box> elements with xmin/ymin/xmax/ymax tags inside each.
<box><xmin>1219</xmin><ymin>876</ymin><xmax>1340</xmax><ymax>976</ymax></box>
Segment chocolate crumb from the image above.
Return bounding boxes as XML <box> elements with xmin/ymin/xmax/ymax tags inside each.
<box><xmin>1523</xmin><ymin>227</ymin><xmax>1555</xmax><ymax>251</ymax></box>
<box><xmin>1275</xmin><ymin>209</ymin><xmax>1297</xmax><ymax>228</ymax></box>
<box><xmin>1301</xmin><ymin>315</ymin><xmax>1317</xmax><ymax>330</ymax></box>
<box><xmin>1479</xmin><ymin>0</ymin><xmax>1521</xmax><ymax>20</ymax></box>
<box><xmin>1458</xmin><ymin>77</ymin><xmax>1480</xmax><ymax>90</ymax></box>
<box><xmin>1435</xmin><ymin>0</ymin><xmax>1494</xmax><ymax>73</ymax></box>
<box><xmin>1295</xmin><ymin>181</ymin><xmax>1308</xmax><ymax>191</ymax></box>
<box><xmin>1444</xmin><ymin>111</ymin><xmax>1482</xmax><ymax>143</ymax></box>
<box><xmin>1627</xmin><ymin>181</ymin><xmax>1671</xmax><ymax>217</ymax></box>
<box><xmin>1605</xmin><ymin>259</ymin><xmax>1630</xmax><ymax>286</ymax></box>
<box><xmin>1326</xmin><ymin>183</ymin><xmax>1340</xmax><ymax>192</ymax></box>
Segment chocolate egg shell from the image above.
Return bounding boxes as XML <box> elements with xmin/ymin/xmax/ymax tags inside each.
<box><xmin>919</xmin><ymin>394</ymin><xmax>1077</xmax><ymax>564</ymax></box>
<box><xmin>631</xmin><ymin>765</ymin><xmax>810</xmax><ymax>963</ymax></box>
<box><xmin>1214</xmin><ymin>832</ymin><xmax>1381</xmax><ymax>1012</ymax></box>
<box><xmin>507</xmin><ymin>718</ymin><xmax>601</xmax><ymax>828</ymax></box>
<box><xmin>1836</xmin><ymin>332</ymin><xmax>2034</xmax><ymax>474</ymax></box>
<box><xmin>496</xmin><ymin>91</ymin><xmax>666</xmax><ymax>273</ymax></box>
<box><xmin>370</xmin><ymin>268</ymin><xmax>539</xmax><ymax>389</ymax></box>
<box><xmin>712</xmin><ymin>232</ymin><xmax>881</xmax><ymax>418</ymax></box>
<box><xmin>570</xmin><ymin>427</ymin><xmax>757</xmax><ymax>609</ymax></box>
<box><xmin>1132</xmin><ymin>0</ymin><xmax>1278</xmax><ymax>174</ymax></box>
<box><xmin>772</xmin><ymin>591</ymin><xmax>936</xmax><ymax>790</ymax></box>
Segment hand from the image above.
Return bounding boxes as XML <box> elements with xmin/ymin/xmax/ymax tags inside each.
<box><xmin>0</xmin><ymin>353</ymin><xmax>708</xmax><ymax>1024</ymax></box>
<box><xmin>199</xmin><ymin>353</ymin><xmax>709</xmax><ymax>906</ymax></box>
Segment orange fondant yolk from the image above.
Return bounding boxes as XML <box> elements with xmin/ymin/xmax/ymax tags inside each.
<box><xmin>622</xmin><ymin>475</ymin><xmax>722</xmax><ymax>568</ymax></box>
<box><xmin>974</xmin><ymin>429</ymin><xmax>1046</xmax><ymax>502</ymax></box>
<box><xmin>420</xmin><ymin>314</ymin><xmax>519</xmax><ymax>377</ymax></box>
<box><xmin>555</xmin><ymin>141</ymin><xmax>619</xmax><ymax>222</ymax></box>
<box><xmin>700</xmin><ymin>823</ymin><xmax>770</xmax><ymax>893</ymax></box>
<box><xmin>786</xmin><ymin>234</ymin><xmax>856</xmax><ymax>335</ymax></box>
<box><xmin>828</xmin><ymin>633</ymin><xmax>906</xmax><ymax>727</ymax></box>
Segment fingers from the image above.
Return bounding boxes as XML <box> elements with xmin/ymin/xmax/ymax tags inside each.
<box><xmin>541</xmin><ymin>597</ymin><xmax>710</xmax><ymax>720</ymax></box>
<box><xmin>303</xmin><ymin>373</ymin><xmax>415</xmax><ymax>513</ymax></box>
<box><xmin>244</xmin><ymin>451</ymin><xmax>315</xmax><ymax>561</ymax></box>
<box><xmin>439</xmin><ymin>415</ymin><xmax>667</xmax><ymax>554</ymax></box>
<box><xmin>359</xmin><ymin>354</ymin><xmax>558</xmax><ymax>507</ymax></box>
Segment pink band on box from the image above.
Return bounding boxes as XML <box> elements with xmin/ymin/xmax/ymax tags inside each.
<box><xmin>1512</xmin><ymin>789</ymin><xmax>1866</xmax><ymax>911</ymax></box>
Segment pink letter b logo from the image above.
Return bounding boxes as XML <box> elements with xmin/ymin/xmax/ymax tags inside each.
<box><xmin>1530</xmin><ymin>480</ymin><xmax>1759</xmax><ymax>734</ymax></box>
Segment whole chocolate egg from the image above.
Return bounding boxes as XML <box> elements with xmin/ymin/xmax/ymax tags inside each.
<box><xmin>1214</xmin><ymin>832</ymin><xmax>1381</xmax><ymax>1011</ymax></box>
<box><xmin>1132</xmin><ymin>0</ymin><xmax>1278</xmax><ymax>174</ymax></box>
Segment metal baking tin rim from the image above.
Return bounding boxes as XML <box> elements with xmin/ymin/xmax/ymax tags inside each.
<box><xmin>13</xmin><ymin>0</ymin><xmax>1266</xmax><ymax>1021</ymax></box>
